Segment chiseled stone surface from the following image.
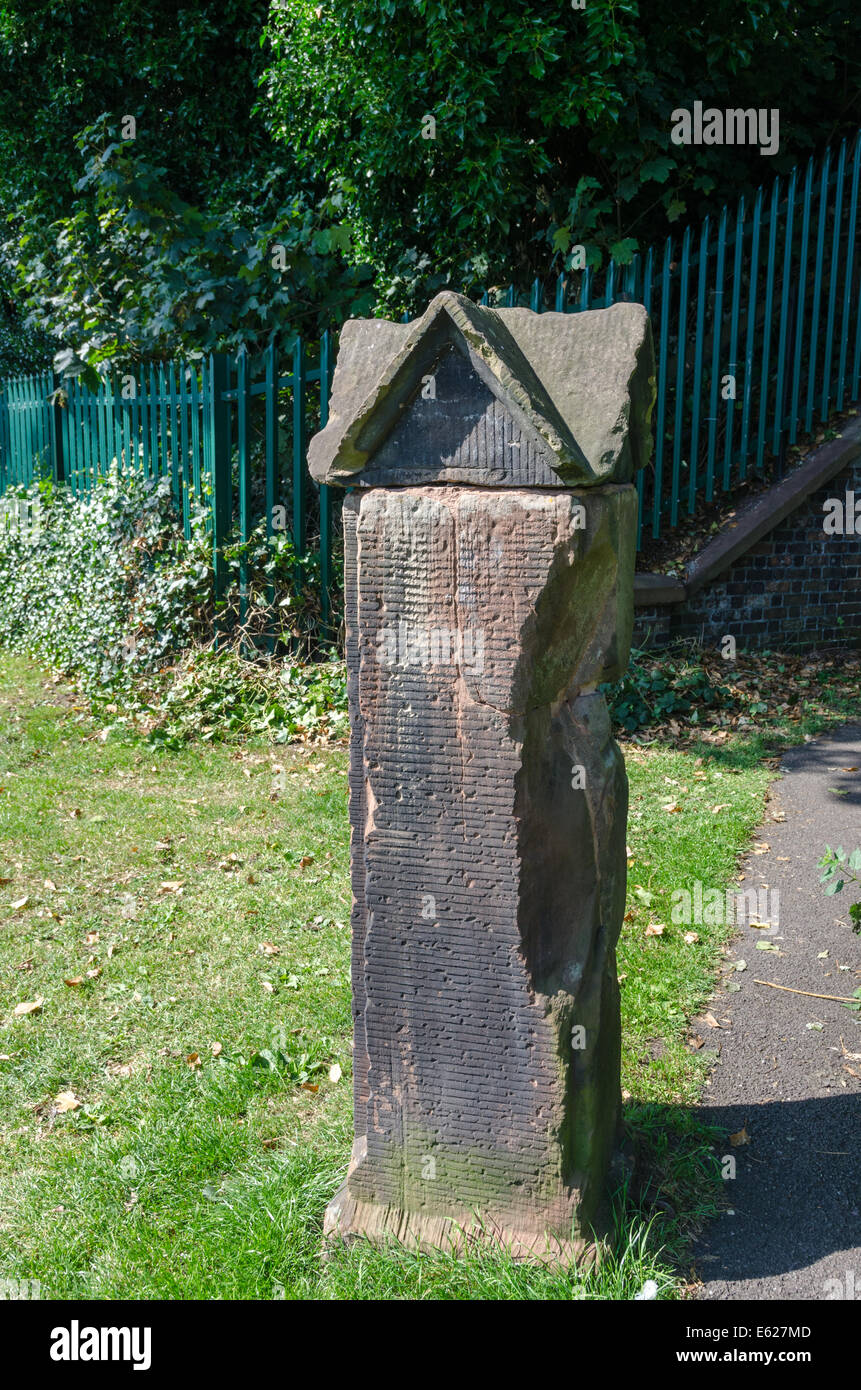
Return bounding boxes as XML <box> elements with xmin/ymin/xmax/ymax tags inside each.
<box><xmin>326</xmin><ymin>485</ymin><xmax>636</xmax><ymax>1259</ymax></box>
<box><xmin>308</xmin><ymin>290</ymin><xmax>654</xmax><ymax>489</ymax></box>
<box><xmin>317</xmin><ymin>297</ymin><xmax>653</xmax><ymax>1260</ymax></box>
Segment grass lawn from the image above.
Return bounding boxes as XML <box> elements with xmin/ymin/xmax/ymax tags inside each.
<box><xmin>0</xmin><ymin>648</ymin><xmax>855</xmax><ymax>1300</ymax></box>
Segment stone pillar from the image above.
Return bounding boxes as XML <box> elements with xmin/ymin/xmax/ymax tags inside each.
<box><xmin>309</xmin><ymin>292</ymin><xmax>655</xmax><ymax>1261</ymax></box>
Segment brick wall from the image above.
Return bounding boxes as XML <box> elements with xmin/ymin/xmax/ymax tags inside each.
<box><xmin>633</xmin><ymin>450</ymin><xmax>861</xmax><ymax>651</ymax></box>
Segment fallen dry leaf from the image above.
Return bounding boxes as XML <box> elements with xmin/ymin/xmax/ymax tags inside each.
<box><xmin>260</xmin><ymin>942</ymin><xmax>280</xmax><ymax>957</ymax></box>
<box><xmin>211</xmin><ymin>1042</ymin><xmax>223</xmax><ymax>1057</ymax></box>
<box><xmin>662</xmin><ymin>801</ymin><xmax>682</xmax><ymax>814</ymax></box>
<box><xmin>54</xmin><ymin>1090</ymin><xmax>80</xmax><ymax>1113</ymax></box>
<box><xmin>159</xmin><ymin>880</ymin><xmax>184</xmax><ymax>894</ymax></box>
<box><xmin>85</xmin><ymin>931</ymin><xmax>100</xmax><ymax>946</ymax></box>
<box><xmin>9</xmin><ymin>896</ymin><xmax>29</xmax><ymax>913</ymax></box>
<box><xmin>711</xmin><ymin>804</ymin><xmax>730</xmax><ymax>814</ymax></box>
<box><xmin>684</xmin><ymin>931</ymin><xmax>700</xmax><ymax>945</ymax></box>
<box><xmin>328</xmin><ymin>1062</ymin><xmax>342</xmax><ymax>1083</ymax></box>
<box><xmin>645</xmin><ymin>922</ymin><xmax>665</xmax><ymax>937</ymax></box>
<box><xmin>64</xmin><ymin>977</ymin><xmax>84</xmax><ymax>988</ymax></box>
<box><xmin>729</xmin><ymin>1125</ymin><xmax>750</xmax><ymax>1147</ymax></box>
<box><xmin>13</xmin><ymin>998</ymin><xmax>43</xmax><ymax>1017</ymax></box>
<box><xmin>300</xmin><ymin>1082</ymin><xmax>319</xmax><ymax>1094</ymax></box>
<box><xmin>703</xmin><ymin>1012</ymin><xmax>721</xmax><ymax>1028</ymax></box>
<box><xmin>185</xmin><ymin>1053</ymin><xmax>202</xmax><ymax>1070</ymax></box>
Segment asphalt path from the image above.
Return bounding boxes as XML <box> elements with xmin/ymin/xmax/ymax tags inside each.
<box><xmin>694</xmin><ymin>724</ymin><xmax>861</xmax><ymax>1301</ymax></box>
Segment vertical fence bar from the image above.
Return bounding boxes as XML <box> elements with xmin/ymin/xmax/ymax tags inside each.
<box><xmin>687</xmin><ymin>217</ymin><xmax>710</xmax><ymax>513</ymax></box>
<box><xmin>139</xmin><ymin>367</ymin><xmax>150</xmax><ymax>477</ymax></box>
<box><xmin>264</xmin><ymin>342</ymin><xmax>278</xmax><ymax>650</ymax></box>
<box><xmin>112</xmin><ymin>372</ymin><xmax>125</xmax><ymax>471</ymax></box>
<box><xmin>635</xmin><ymin>247</ymin><xmax>654</xmax><ymax>547</ymax></box>
<box><xmin>208</xmin><ymin>353</ymin><xmax>232</xmax><ymax>638</ymax></box>
<box><xmin>168</xmin><ymin>363</ymin><xmax>179</xmax><ymax>502</ymax></box>
<box><xmin>157</xmin><ymin>364</ymin><xmax>168</xmax><ymax>478</ymax></box>
<box><xmin>805</xmin><ymin>149</ymin><xmax>831</xmax><ymax>434</ymax></box>
<box><xmin>670</xmin><ymin>225</ymin><xmax>691</xmax><ymax>527</ymax></box>
<box><xmin>49</xmin><ymin>372</ymin><xmax>64</xmax><ymax>483</ymax></box>
<box><xmin>790</xmin><ymin>158</ymin><xmax>814</xmax><ymax>444</ymax></box>
<box><xmin>754</xmin><ymin>180</ymin><xmax>779</xmax><ymax>475</ymax></box>
<box><xmin>292</xmin><ymin>337</ymin><xmax>307</xmax><ymax>557</ymax></box>
<box><xmin>723</xmin><ymin>196</ymin><xmax>745</xmax><ymax>489</ymax></box>
<box><xmin>237</xmin><ymin>349</ymin><xmax>252</xmax><ymax>634</ymax></box>
<box><xmin>179</xmin><ymin>365</ymin><xmax>191</xmax><ymax>538</ymax></box>
<box><xmin>130</xmin><ymin>371</ymin><xmax>141</xmax><ymax>475</ymax></box>
<box><xmin>189</xmin><ymin>365</ymin><xmax>202</xmax><ymax>506</ymax></box>
<box><xmin>740</xmin><ymin>188</ymin><xmax>763</xmax><ymax>475</ymax></box>
<box><xmin>81</xmin><ymin>382</ymin><xmax>94</xmax><ymax>492</ymax></box>
<box><xmin>146</xmin><ymin>366</ymin><xmax>157</xmax><ymax>476</ymax></box>
<box><xmin>580</xmin><ymin>267</ymin><xmax>592</xmax><ymax>311</ymax></box>
<box><xmin>837</xmin><ymin>133</ymin><xmax>861</xmax><ymax>412</ymax></box>
<box><xmin>652</xmin><ymin>237</ymin><xmax>673</xmax><ymax>538</ymax></box>
<box><xmin>319</xmin><ymin>330</ymin><xmax>333</xmax><ymax>637</ymax></box>
<box><xmin>706</xmin><ymin>205</ymin><xmax>728</xmax><ymax>503</ymax></box>
<box><xmin>605</xmin><ymin>260</ymin><xmax>616</xmax><ymax>308</ymax></box>
<box><xmin>772</xmin><ymin>169</ymin><xmax>797</xmax><ymax>456</ymax></box>
<box><xmin>95</xmin><ymin>375</ymin><xmax>107</xmax><ymax>476</ymax></box>
<box><xmin>0</xmin><ymin>388</ymin><xmax>8</xmax><ymax>493</ymax></box>
<box><xmin>820</xmin><ymin>139</ymin><xmax>846</xmax><ymax>421</ymax></box>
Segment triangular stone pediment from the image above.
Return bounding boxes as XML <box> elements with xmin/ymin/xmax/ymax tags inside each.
<box><xmin>307</xmin><ymin>291</ymin><xmax>655</xmax><ymax>490</ymax></box>
<box><xmin>360</xmin><ymin>344</ymin><xmax>560</xmax><ymax>487</ymax></box>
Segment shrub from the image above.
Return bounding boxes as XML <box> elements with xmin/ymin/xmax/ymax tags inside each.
<box><xmin>0</xmin><ymin>470</ymin><xmax>212</xmax><ymax>690</ymax></box>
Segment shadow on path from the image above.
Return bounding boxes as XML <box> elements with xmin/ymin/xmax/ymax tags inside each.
<box><xmin>691</xmin><ymin>723</ymin><xmax>861</xmax><ymax>1300</ymax></box>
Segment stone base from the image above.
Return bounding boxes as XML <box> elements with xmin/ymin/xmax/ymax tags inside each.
<box><xmin>323</xmin><ymin>1183</ymin><xmax>600</xmax><ymax>1267</ymax></box>
<box><xmin>322</xmin><ymin>1142</ymin><xmax>602</xmax><ymax>1267</ymax></box>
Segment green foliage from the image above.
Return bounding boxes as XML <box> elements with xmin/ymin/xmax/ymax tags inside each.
<box><xmin>0</xmin><ymin>290</ymin><xmax>56</xmax><ymax>375</ymax></box>
<box><xmin>147</xmin><ymin>648</ymin><xmax>347</xmax><ymax>748</ymax></box>
<box><xmin>818</xmin><ymin>845</ymin><xmax>861</xmax><ymax>936</ymax></box>
<box><xmin>604</xmin><ymin>650</ymin><xmax>736</xmax><ymax>734</ymax></box>
<box><xmin>0</xmin><ymin>469</ymin><xmax>347</xmax><ymax>746</ymax></box>
<box><xmin>265</xmin><ymin>0</ymin><xmax>861</xmax><ymax>311</ymax></box>
<box><xmin>0</xmin><ymin>471</ymin><xmax>213</xmax><ymax>688</ymax></box>
<box><xmin>10</xmin><ymin>119</ymin><xmax>373</xmax><ymax>374</ymax></box>
<box><xmin>0</xmin><ymin>0</ymin><xmax>275</xmax><ymax>220</ymax></box>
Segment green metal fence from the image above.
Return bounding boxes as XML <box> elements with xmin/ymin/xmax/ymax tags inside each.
<box><xmin>495</xmin><ymin>129</ymin><xmax>861</xmax><ymax>548</ymax></box>
<box><xmin>0</xmin><ymin>341</ymin><xmax>337</xmax><ymax>642</ymax></box>
<box><xmin>1</xmin><ymin>130</ymin><xmax>859</xmax><ymax>635</ymax></box>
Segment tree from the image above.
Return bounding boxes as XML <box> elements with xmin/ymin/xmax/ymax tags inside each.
<box><xmin>0</xmin><ymin>3</ymin><xmax>374</xmax><ymax>369</ymax></box>
<box><xmin>265</xmin><ymin>0</ymin><xmax>861</xmax><ymax>312</ymax></box>
<box><xmin>11</xmin><ymin>118</ymin><xmax>373</xmax><ymax>377</ymax></box>
<box><xmin>0</xmin><ymin>0</ymin><xmax>273</xmax><ymax>218</ymax></box>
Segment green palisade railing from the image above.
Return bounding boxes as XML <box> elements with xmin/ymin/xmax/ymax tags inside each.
<box><xmin>0</xmin><ymin>132</ymin><xmax>858</xmax><ymax>638</ymax></box>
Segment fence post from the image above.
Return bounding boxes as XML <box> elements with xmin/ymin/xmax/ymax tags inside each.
<box><xmin>49</xmin><ymin>372</ymin><xmax>65</xmax><ymax>483</ymax></box>
<box><xmin>236</xmin><ymin>347</ymin><xmax>251</xmax><ymax>637</ymax></box>
<box><xmin>319</xmin><ymin>330</ymin><xmax>332</xmax><ymax>640</ymax></box>
<box><xmin>208</xmin><ymin>352</ymin><xmax>232</xmax><ymax>641</ymax></box>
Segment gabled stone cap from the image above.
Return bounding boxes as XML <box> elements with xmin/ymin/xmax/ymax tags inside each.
<box><xmin>308</xmin><ymin>291</ymin><xmax>655</xmax><ymax>489</ymax></box>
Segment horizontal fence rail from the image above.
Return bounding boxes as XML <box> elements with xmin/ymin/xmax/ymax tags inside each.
<box><xmin>0</xmin><ymin>131</ymin><xmax>859</xmax><ymax>641</ymax></box>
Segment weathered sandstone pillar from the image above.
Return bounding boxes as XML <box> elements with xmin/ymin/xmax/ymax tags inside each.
<box><xmin>309</xmin><ymin>292</ymin><xmax>655</xmax><ymax>1260</ymax></box>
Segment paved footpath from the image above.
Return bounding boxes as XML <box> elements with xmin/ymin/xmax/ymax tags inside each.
<box><xmin>694</xmin><ymin>724</ymin><xmax>861</xmax><ymax>1300</ymax></box>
